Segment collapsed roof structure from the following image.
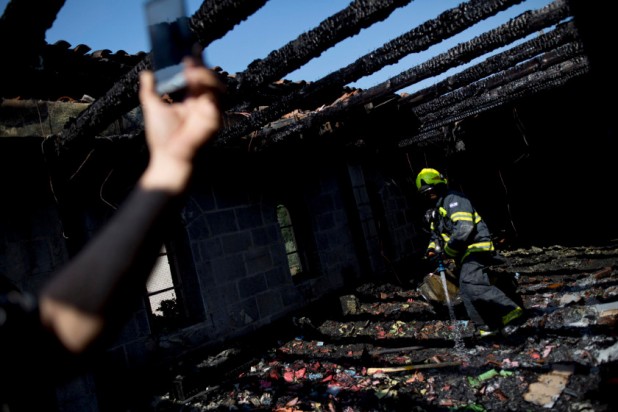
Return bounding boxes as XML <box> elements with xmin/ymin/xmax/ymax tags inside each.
<box><xmin>0</xmin><ymin>0</ymin><xmax>608</xmax><ymax>157</ymax></box>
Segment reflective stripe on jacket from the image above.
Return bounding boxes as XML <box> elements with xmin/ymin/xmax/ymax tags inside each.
<box><xmin>427</xmin><ymin>190</ymin><xmax>494</xmax><ymax>262</ymax></box>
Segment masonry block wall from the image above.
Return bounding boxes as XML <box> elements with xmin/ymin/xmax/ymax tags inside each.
<box><xmin>155</xmin><ymin>152</ymin><xmax>365</xmax><ymax>350</ymax></box>
<box><xmin>0</xmin><ymin>134</ymin><xmax>429</xmax><ymax>376</ymax></box>
<box><xmin>0</xmin><ymin>134</ymin><xmax>380</xmax><ymax>410</ymax></box>
<box><xmin>343</xmin><ymin>157</ymin><xmax>429</xmax><ymax>283</ymax></box>
<box><xmin>183</xmin><ymin>183</ymin><xmax>302</xmax><ymax>340</ymax></box>
<box><xmin>304</xmin><ymin>167</ymin><xmax>361</xmax><ymax>292</ymax></box>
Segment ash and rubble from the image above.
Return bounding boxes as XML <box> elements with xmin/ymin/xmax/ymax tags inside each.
<box><xmin>152</xmin><ymin>243</ymin><xmax>618</xmax><ymax>411</ymax></box>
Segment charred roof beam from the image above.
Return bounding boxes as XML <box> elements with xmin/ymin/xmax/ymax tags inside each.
<box><xmin>190</xmin><ymin>0</ymin><xmax>268</xmax><ymax>47</ymax></box>
<box><xmin>403</xmin><ymin>55</ymin><xmax>590</xmax><ymax>147</ymax></box>
<box><xmin>412</xmin><ymin>40</ymin><xmax>584</xmax><ymax>118</ymax></box>
<box><xmin>215</xmin><ymin>0</ymin><xmax>526</xmax><ymax>148</ymax></box>
<box><xmin>336</xmin><ymin>0</ymin><xmax>570</xmax><ymax>113</ymax></box>
<box><xmin>228</xmin><ymin>0</ymin><xmax>415</xmax><ymax>101</ymax></box>
<box><xmin>53</xmin><ymin>0</ymin><xmax>268</xmax><ymax>156</ymax></box>
<box><xmin>398</xmin><ymin>20</ymin><xmax>579</xmax><ymax>108</ymax></box>
<box><xmin>247</xmin><ymin>0</ymin><xmax>570</xmax><ymax>152</ymax></box>
<box><xmin>53</xmin><ymin>0</ymin><xmax>411</xmax><ymax>156</ymax></box>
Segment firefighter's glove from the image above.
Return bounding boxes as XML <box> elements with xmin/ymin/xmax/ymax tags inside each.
<box><xmin>424</xmin><ymin>208</ymin><xmax>437</xmax><ymax>226</ymax></box>
<box><xmin>425</xmin><ymin>249</ymin><xmax>440</xmax><ymax>265</ymax></box>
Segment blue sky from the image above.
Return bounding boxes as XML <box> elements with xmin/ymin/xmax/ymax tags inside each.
<box><xmin>2</xmin><ymin>0</ymin><xmax>555</xmax><ymax>94</ymax></box>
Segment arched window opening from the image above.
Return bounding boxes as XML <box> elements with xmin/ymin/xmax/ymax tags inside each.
<box><xmin>146</xmin><ymin>245</ymin><xmax>182</xmax><ymax>332</ymax></box>
<box><xmin>276</xmin><ymin>204</ymin><xmax>302</xmax><ymax>276</ymax></box>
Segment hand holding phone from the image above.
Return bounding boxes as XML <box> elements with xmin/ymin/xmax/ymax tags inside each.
<box><xmin>144</xmin><ymin>0</ymin><xmax>202</xmax><ymax>96</ymax></box>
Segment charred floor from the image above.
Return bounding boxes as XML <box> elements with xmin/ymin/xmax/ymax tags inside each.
<box><xmin>124</xmin><ymin>242</ymin><xmax>618</xmax><ymax>412</ymax></box>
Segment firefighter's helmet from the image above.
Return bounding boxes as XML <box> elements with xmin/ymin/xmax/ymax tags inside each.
<box><xmin>415</xmin><ymin>168</ymin><xmax>447</xmax><ymax>194</ymax></box>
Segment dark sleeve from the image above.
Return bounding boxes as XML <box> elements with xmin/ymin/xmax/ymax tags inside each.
<box><xmin>41</xmin><ymin>187</ymin><xmax>182</xmax><ymax>344</ymax></box>
<box><xmin>444</xmin><ymin>194</ymin><xmax>475</xmax><ymax>257</ymax></box>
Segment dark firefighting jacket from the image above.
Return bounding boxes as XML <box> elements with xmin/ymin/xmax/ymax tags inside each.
<box><xmin>427</xmin><ymin>190</ymin><xmax>494</xmax><ymax>263</ymax></box>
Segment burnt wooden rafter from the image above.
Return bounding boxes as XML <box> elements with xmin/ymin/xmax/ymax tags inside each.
<box><xmin>421</xmin><ymin>55</ymin><xmax>590</xmax><ymax>126</ymax></box>
<box><xmin>398</xmin><ymin>20</ymin><xmax>579</xmax><ymax>108</ymax></box>
<box><xmin>332</xmin><ymin>0</ymin><xmax>571</xmax><ymax>114</ymax></box>
<box><xmin>53</xmin><ymin>0</ymin><xmax>268</xmax><ymax>156</ymax></box>
<box><xmin>228</xmin><ymin>0</ymin><xmax>415</xmax><ymax>100</ymax></box>
<box><xmin>53</xmin><ymin>0</ymin><xmax>412</xmax><ymax>155</ymax></box>
<box><xmin>316</xmin><ymin>0</ymin><xmax>525</xmax><ymax>89</ymax></box>
<box><xmin>52</xmin><ymin>57</ymin><xmax>149</xmax><ymax>155</ymax></box>
<box><xmin>403</xmin><ymin>55</ymin><xmax>589</xmax><ymax>147</ymax></box>
<box><xmin>413</xmin><ymin>40</ymin><xmax>584</xmax><ymax>118</ymax></box>
<box><xmin>52</xmin><ymin>0</ymin><xmax>412</xmax><ymax>155</ymax></box>
<box><xmin>38</xmin><ymin>0</ymin><xmax>587</xmax><ymax>159</ymax></box>
<box><xmin>190</xmin><ymin>0</ymin><xmax>268</xmax><ymax>47</ymax></box>
<box><xmin>215</xmin><ymin>0</ymin><xmax>526</xmax><ymax>148</ymax></box>
<box><xmin>247</xmin><ymin>0</ymin><xmax>570</xmax><ymax>151</ymax></box>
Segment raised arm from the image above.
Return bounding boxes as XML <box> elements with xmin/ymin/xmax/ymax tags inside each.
<box><xmin>39</xmin><ymin>58</ymin><xmax>223</xmax><ymax>353</ymax></box>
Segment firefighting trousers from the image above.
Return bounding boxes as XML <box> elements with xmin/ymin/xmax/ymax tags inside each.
<box><xmin>458</xmin><ymin>254</ymin><xmax>520</xmax><ymax>329</ymax></box>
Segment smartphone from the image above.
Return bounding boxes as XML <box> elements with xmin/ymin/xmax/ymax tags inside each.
<box><xmin>144</xmin><ymin>0</ymin><xmax>201</xmax><ymax>96</ymax></box>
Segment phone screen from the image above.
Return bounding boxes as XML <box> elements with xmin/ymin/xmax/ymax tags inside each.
<box><xmin>144</xmin><ymin>0</ymin><xmax>199</xmax><ymax>95</ymax></box>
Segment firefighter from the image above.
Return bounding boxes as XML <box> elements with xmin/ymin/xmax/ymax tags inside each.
<box><xmin>416</xmin><ymin>168</ymin><xmax>524</xmax><ymax>337</ymax></box>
